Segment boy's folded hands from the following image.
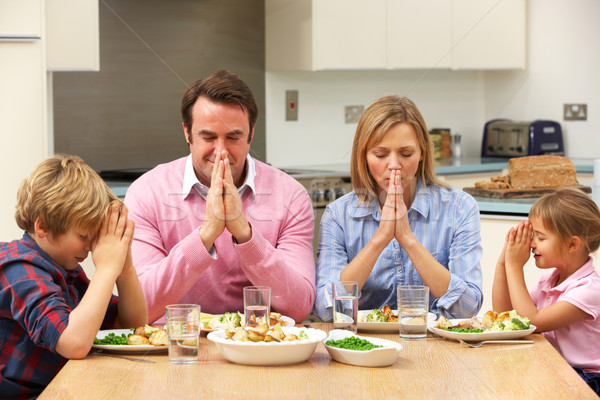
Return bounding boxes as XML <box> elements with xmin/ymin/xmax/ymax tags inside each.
<box><xmin>91</xmin><ymin>201</ymin><xmax>135</xmax><ymax>277</ymax></box>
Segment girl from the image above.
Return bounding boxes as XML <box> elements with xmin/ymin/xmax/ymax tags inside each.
<box><xmin>492</xmin><ymin>187</ymin><xmax>600</xmax><ymax>395</ymax></box>
<box><xmin>314</xmin><ymin>96</ymin><xmax>483</xmax><ymax>321</ymax></box>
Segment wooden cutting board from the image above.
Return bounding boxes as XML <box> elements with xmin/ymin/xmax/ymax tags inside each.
<box><xmin>463</xmin><ymin>185</ymin><xmax>592</xmax><ymax>199</ymax></box>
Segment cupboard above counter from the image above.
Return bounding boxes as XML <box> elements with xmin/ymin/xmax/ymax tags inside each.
<box><xmin>266</xmin><ymin>0</ymin><xmax>525</xmax><ymax>71</ymax></box>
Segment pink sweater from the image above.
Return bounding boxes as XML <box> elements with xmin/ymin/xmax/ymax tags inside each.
<box><xmin>124</xmin><ymin>157</ymin><xmax>316</xmax><ymax>323</ymax></box>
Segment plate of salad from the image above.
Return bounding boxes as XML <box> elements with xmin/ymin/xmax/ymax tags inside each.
<box><xmin>428</xmin><ymin>310</ymin><xmax>536</xmax><ymax>341</ymax></box>
<box><xmin>92</xmin><ymin>328</ymin><xmax>168</xmax><ymax>353</ymax></box>
<box><xmin>357</xmin><ymin>306</ymin><xmax>437</xmax><ymax>333</ymax></box>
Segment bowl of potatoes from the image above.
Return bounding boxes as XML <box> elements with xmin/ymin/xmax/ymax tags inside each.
<box><xmin>207</xmin><ymin>323</ymin><xmax>327</xmax><ymax>366</ymax></box>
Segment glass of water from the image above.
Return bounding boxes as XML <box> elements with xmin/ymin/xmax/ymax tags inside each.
<box><xmin>243</xmin><ymin>286</ymin><xmax>271</xmax><ymax>327</ymax></box>
<box><xmin>165</xmin><ymin>304</ymin><xmax>201</xmax><ymax>364</ymax></box>
<box><xmin>397</xmin><ymin>285</ymin><xmax>429</xmax><ymax>341</ymax></box>
<box><xmin>332</xmin><ymin>281</ymin><xmax>359</xmax><ymax>333</ymax></box>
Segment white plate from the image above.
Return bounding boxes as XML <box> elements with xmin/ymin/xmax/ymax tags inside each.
<box><xmin>207</xmin><ymin>326</ymin><xmax>326</xmax><ymax>366</ymax></box>
<box><xmin>428</xmin><ymin>319</ymin><xmax>536</xmax><ymax>341</ymax></box>
<box><xmin>357</xmin><ymin>310</ymin><xmax>437</xmax><ymax>332</ymax></box>
<box><xmin>92</xmin><ymin>329</ymin><xmax>168</xmax><ymax>353</ymax></box>
<box><xmin>324</xmin><ymin>330</ymin><xmax>402</xmax><ymax>367</ymax></box>
<box><xmin>202</xmin><ymin>315</ymin><xmax>295</xmax><ymax>333</ymax></box>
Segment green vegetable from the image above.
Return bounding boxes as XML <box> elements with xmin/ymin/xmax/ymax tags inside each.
<box><xmin>298</xmin><ymin>331</ymin><xmax>309</xmax><ymax>340</ymax></box>
<box><xmin>326</xmin><ymin>336</ymin><xmax>382</xmax><ymax>351</ymax></box>
<box><xmin>144</xmin><ymin>324</ymin><xmax>160</xmax><ymax>337</ymax></box>
<box><xmin>442</xmin><ymin>328</ymin><xmax>485</xmax><ymax>333</ymax></box>
<box><xmin>366</xmin><ymin>309</ymin><xmax>387</xmax><ymax>323</ymax></box>
<box><xmin>221</xmin><ymin>312</ymin><xmax>242</xmax><ymax>327</ymax></box>
<box><xmin>93</xmin><ymin>331</ymin><xmax>132</xmax><ymax>345</ymax></box>
<box><xmin>511</xmin><ymin>317</ymin><xmax>530</xmax><ymax>330</ymax></box>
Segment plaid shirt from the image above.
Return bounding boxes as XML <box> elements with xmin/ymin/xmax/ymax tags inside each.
<box><xmin>0</xmin><ymin>233</ymin><xmax>119</xmax><ymax>399</ymax></box>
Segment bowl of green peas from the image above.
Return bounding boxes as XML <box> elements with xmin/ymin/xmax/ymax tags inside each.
<box><xmin>324</xmin><ymin>330</ymin><xmax>402</xmax><ymax>367</ymax></box>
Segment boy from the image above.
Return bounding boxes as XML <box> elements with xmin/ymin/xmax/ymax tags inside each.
<box><xmin>0</xmin><ymin>154</ymin><xmax>147</xmax><ymax>398</ymax></box>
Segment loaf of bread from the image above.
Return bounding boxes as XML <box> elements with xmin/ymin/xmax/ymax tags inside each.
<box><xmin>508</xmin><ymin>155</ymin><xmax>577</xmax><ymax>189</ymax></box>
<box><xmin>474</xmin><ymin>180</ymin><xmax>510</xmax><ymax>189</ymax></box>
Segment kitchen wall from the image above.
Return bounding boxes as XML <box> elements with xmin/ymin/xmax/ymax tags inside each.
<box><xmin>53</xmin><ymin>0</ymin><xmax>266</xmax><ymax>172</ymax></box>
<box><xmin>265</xmin><ymin>0</ymin><xmax>600</xmax><ymax>168</ymax></box>
<box><xmin>266</xmin><ymin>70</ymin><xmax>485</xmax><ymax>168</ymax></box>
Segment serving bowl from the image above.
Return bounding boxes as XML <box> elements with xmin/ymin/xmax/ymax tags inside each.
<box><xmin>207</xmin><ymin>326</ymin><xmax>327</xmax><ymax>366</ymax></box>
<box><xmin>323</xmin><ymin>330</ymin><xmax>402</xmax><ymax>367</ymax></box>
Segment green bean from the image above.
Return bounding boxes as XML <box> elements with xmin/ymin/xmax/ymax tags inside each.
<box><xmin>326</xmin><ymin>336</ymin><xmax>382</xmax><ymax>351</ymax></box>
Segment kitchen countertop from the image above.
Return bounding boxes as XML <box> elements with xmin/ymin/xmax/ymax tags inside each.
<box><xmin>106</xmin><ymin>157</ymin><xmax>597</xmax><ymax>216</ymax></box>
<box><xmin>277</xmin><ymin>157</ymin><xmax>595</xmax><ymax>176</ymax></box>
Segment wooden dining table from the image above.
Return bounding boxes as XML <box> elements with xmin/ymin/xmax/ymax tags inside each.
<box><xmin>39</xmin><ymin>323</ymin><xmax>597</xmax><ymax>399</ymax></box>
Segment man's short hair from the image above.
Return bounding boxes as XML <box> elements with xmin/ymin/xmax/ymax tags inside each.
<box><xmin>180</xmin><ymin>69</ymin><xmax>258</xmax><ymax>143</ymax></box>
<box><xmin>15</xmin><ymin>154</ymin><xmax>119</xmax><ymax>237</ymax></box>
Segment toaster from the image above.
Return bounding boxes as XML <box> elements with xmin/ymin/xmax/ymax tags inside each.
<box><xmin>481</xmin><ymin>119</ymin><xmax>564</xmax><ymax>157</ymax></box>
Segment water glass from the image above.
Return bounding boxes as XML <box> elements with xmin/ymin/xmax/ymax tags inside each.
<box><xmin>332</xmin><ymin>281</ymin><xmax>359</xmax><ymax>333</ymax></box>
<box><xmin>397</xmin><ymin>285</ymin><xmax>429</xmax><ymax>340</ymax></box>
<box><xmin>165</xmin><ymin>304</ymin><xmax>201</xmax><ymax>364</ymax></box>
<box><xmin>243</xmin><ymin>286</ymin><xmax>271</xmax><ymax>327</ymax></box>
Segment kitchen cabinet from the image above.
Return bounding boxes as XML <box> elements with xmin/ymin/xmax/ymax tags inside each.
<box><xmin>0</xmin><ymin>1</ymin><xmax>48</xmax><ymax>242</ymax></box>
<box><xmin>386</xmin><ymin>1</ymin><xmax>452</xmax><ymax>69</ymax></box>
<box><xmin>266</xmin><ymin>0</ymin><xmax>525</xmax><ymax>71</ymax></box>
<box><xmin>46</xmin><ymin>0</ymin><xmax>100</xmax><ymax>71</ymax></box>
<box><xmin>0</xmin><ymin>0</ymin><xmax>43</xmax><ymax>39</ymax></box>
<box><xmin>452</xmin><ymin>0</ymin><xmax>525</xmax><ymax>69</ymax></box>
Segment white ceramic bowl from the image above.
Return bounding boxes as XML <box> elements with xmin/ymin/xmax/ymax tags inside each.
<box><xmin>207</xmin><ymin>326</ymin><xmax>327</xmax><ymax>366</ymax></box>
<box><xmin>323</xmin><ymin>330</ymin><xmax>402</xmax><ymax>367</ymax></box>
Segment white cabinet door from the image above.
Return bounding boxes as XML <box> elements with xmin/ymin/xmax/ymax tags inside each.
<box><xmin>265</xmin><ymin>0</ymin><xmax>313</xmax><ymax>71</ymax></box>
<box><xmin>0</xmin><ymin>41</ymin><xmax>48</xmax><ymax>241</ymax></box>
<box><xmin>0</xmin><ymin>0</ymin><xmax>43</xmax><ymax>39</ymax></box>
<box><xmin>46</xmin><ymin>0</ymin><xmax>100</xmax><ymax>71</ymax></box>
<box><xmin>387</xmin><ymin>0</ymin><xmax>452</xmax><ymax>69</ymax></box>
<box><xmin>313</xmin><ymin>0</ymin><xmax>386</xmax><ymax>70</ymax></box>
<box><xmin>266</xmin><ymin>0</ymin><xmax>525</xmax><ymax>71</ymax></box>
<box><xmin>452</xmin><ymin>0</ymin><xmax>525</xmax><ymax>69</ymax></box>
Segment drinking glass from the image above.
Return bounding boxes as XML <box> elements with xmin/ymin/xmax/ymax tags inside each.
<box><xmin>165</xmin><ymin>304</ymin><xmax>201</xmax><ymax>364</ymax></box>
<box><xmin>397</xmin><ymin>285</ymin><xmax>429</xmax><ymax>340</ymax></box>
<box><xmin>243</xmin><ymin>286</ymin><xmax>271</xmax><ymax>327</ymax></box>
<box><xmin>332</xmin><ymin>281</ymin><xmax>359</xmax><ymax>333</ymax></box>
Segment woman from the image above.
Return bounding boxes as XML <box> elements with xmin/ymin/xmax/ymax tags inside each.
<box><xmin>314</xmin><ymin>96</ymin><xmax>483</xmax><ymax>321</ymax></box>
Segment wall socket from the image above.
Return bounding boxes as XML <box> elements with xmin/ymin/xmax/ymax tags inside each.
<box><xmin>345</xmin><ymin>105</ymin><xmax>364</xmax><ymax>124</ymax></box>
<box><xmin>285</xmin><ymin>90</ymin><xmax>298</xmax><ymax>121</ymax></box>
<box><xmin>564</xmin><ymin>103</ymin><xmax>587</xmax><ymax>121</ymax></box>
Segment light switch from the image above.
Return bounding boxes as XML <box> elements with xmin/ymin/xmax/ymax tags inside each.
<box><xmin>286</xmin><ymin>90</ymin><xmax>298</xmax><ymax>121</ymax></box>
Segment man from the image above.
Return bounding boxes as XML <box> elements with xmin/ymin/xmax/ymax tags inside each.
<box><xmin>124</xmin><ymin>70</ymin><xmax>315</xmax><ymax>323</ymax></box>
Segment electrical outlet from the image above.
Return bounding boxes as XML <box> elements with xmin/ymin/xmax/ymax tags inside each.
<box><xmin>285</xmin><ymin>90</ymin><xmax>298</xmax><ymax>121</ymax></box>
<box><xmin>345</xmin><ymin>105</ymin><xmax>364</xmax><ymax>124</ymax></box>
<box><xmin>564</xmin><ymin>103</ymin><xmax>587</xmax><ymax>121</ymax></box>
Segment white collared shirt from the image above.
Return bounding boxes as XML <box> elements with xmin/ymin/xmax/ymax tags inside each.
<box><xmin>181</xmin><ymin>154</ymin><xmax>256</xmax><ymax>200</ymax></box>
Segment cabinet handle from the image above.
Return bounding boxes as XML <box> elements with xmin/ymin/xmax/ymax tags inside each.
<box><xmin>0</xmin><ymin>35</ymin><xmax>41</xmax><ymax>42</ymax></box>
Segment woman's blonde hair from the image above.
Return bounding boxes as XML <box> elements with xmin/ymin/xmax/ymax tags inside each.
<box><xmin>529</xmin><ymin>187</ymin><xmax>600</xmax><ymax>257</ymax></box>
<box><xmin>15</xmin><ymin>154</ymin><xmax>119</xmax><ymax>237</ymax></box>
<box><xmin>350</xmin><ymin>95</ymin><xmax>446</xmax><ymax>203</ymax></box>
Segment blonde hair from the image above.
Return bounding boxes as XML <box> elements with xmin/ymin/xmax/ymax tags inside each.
<box><xmin>529</xmin><ymin>187</ymin><xmax>600</xmax><ymax>257</ymax></box>
<box><xmin>350</xmin><ymin>96</ymin><xmax>447</xmax><ymax>203</ymax></box>
<box><xmin>15</xmin><ymin>154</ymin><xmax>119</xmax><ymax>237</ymax></box>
